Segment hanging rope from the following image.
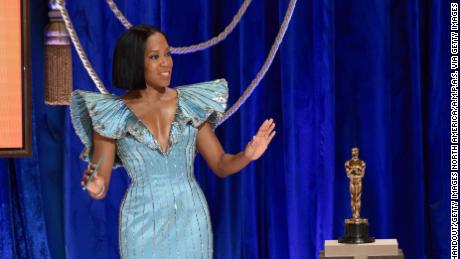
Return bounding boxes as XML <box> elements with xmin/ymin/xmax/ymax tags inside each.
<box><xmin>216</xmin><ymin>0</ymin><xmax>297</xmax><ymax>126</ymax></box>
<box><xmin>55</xmin><ymin>0</ymin><xmax>108</xmax><ymax>93</ymax></box>
<box><xmin>105</xmin><ymin>0</ymin><xmax>132</xmax><ymax>29</ymax></box>
<box><xmin>106</xmin><ymin>0</ymin><xmax>252</xmax><ymax>54</ymax></box>
<box><xmin>56</xmin><ymin>0</ymin><xmax>298</xmax><ymax>127</ymax></box>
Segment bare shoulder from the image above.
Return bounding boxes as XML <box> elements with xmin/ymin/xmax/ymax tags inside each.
<box><xmin>119</xmin><ymin>91</ymin><xmax>138</xmax><ymax>104</ymax></box>
<box><xmin>163</xmin><ymin>87</ymin><xmax>178</xmax><ymax>101</ymax></box>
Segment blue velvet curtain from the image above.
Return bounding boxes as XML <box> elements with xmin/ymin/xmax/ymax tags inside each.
<box><xmin>0</xmin><ymin>0</ymin><xmax>449</xmax><ymax>258</ymax></box>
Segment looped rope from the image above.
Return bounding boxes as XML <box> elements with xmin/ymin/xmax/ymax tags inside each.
<box><xmin>217</xmin><ymin>0</ymin><xmax>297</xmax><ymax>126</ymax></box>
<box><xmin>105</xmin><ymin>0</ymin><xmax>132</xmax><ymax>29</ymax></box>
<box><xmin>57</xmin><ymin>0</ymin><xmax>298</xmax><ymax>127</ymax></box>
<box><xmin>106</xmin><ymin>0</ymin><xmax>252</xmax><ymax>54</ymax></box>
<box><xmin>56</xmin><ymin>0</ymin><xmax>108</xmax><ymax>94</ymax></box>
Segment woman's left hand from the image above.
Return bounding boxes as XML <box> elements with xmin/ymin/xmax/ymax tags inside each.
<box><xmin>244</xmin><ymin>118</ymin><xmax>276</xmax><ymax>161</ymax></box>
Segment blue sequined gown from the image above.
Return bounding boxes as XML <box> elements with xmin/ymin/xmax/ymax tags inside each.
<box><xmin>70</xmin><ymin>79</ymin><xmax>228</xmax><ymax>259</ymax></box>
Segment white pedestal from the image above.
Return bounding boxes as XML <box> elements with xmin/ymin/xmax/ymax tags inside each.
<box><xmin>322</xmin><ymin>239</ymin><xmax>401</xmax><ymax>259</ymax></box>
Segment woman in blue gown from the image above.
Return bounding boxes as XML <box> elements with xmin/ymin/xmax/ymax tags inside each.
<box><xmin>70</xmin><ymin>25</ymin><xmax>276</xmax><ymax>259</ymax></box>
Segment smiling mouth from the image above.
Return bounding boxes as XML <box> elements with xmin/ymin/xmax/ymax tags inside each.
<box><xmin>159</xmin><ymin>71</ymin><xmax>171</xmax><ymax>77</ymax></box>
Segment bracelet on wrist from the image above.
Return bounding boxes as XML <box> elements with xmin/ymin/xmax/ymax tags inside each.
<box><xmin>93</xmin><ymin>184</ymin><xmax>105</xmax><ymax>198</ymax></box>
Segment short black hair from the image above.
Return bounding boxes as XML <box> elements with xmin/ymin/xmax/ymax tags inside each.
<box><xmin>112</xmin><ymin>25</ymin><xmax>167</xmax><ymax>90</ymax></box>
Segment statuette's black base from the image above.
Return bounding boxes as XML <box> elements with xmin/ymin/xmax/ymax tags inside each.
<box><xmin>338</xmin><ymin>221</ymin><xmax>375</xmax><ymax>244</ymax></box>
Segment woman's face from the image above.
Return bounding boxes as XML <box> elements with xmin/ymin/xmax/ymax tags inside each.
<box><xmin>144</xmin><ymin>33</ymin><xmax>173</xmax><ymax>89</ymax></box>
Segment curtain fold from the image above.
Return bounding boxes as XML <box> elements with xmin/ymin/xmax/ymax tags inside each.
<box><xmin>0</xmin><ymin>0</ymin><xmax>449</xmax><ymax>258</ymax></box>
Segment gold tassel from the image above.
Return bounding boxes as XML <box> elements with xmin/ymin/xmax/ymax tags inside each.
<box><xmin>44</xmin><ymin>5</ymin><xmax>72</xmax><ymax>105</ymax></box>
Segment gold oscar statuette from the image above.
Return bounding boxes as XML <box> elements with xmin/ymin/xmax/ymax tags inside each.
<box><xmin>338</xmin><ymin>147</ymin><xmax>375</xmax><ymax>244</ymax></box>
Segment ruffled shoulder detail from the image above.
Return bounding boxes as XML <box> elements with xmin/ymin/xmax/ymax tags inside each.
<box><xmin>175</xmin><ymin>79</ymin><xmax>228</xmax><ymax>129</ymax></box>
<box><xmin>70</xmin><ymin>90</ymin><xmax>130</xmax><ymax>167</ymax></box>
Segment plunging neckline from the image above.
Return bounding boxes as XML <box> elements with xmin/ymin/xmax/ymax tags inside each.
<box><xmin>119</xmin><ymin>89</ymin><xmax>181</xmax><ymax>156</ymax></box>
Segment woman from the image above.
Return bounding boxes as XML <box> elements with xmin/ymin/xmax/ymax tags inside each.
<box><xmin>70</xmin><ymin>25</ymin><xmax>275</xmax><ymax>259</ymax></box>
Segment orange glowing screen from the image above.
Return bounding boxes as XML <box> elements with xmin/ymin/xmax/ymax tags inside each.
<box><xmin>0</xmin><ymin>2</ymin><xmax>22</xmax><ymax>148</ymax></box>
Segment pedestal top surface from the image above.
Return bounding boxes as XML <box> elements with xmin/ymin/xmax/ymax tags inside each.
<box><xmin>325</xmin><ymin>239</ymin><xmax>399</xmax><ymax>256</ymax></box>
